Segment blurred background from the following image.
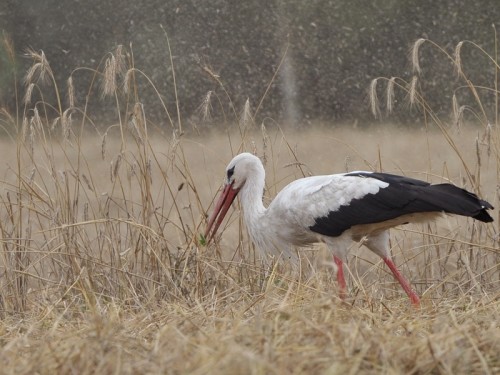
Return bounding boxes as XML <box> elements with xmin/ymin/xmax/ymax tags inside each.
<box><xmin>1</xmin><ymin>0</ymin><xmax>499</xmax><ymax>128</ymax></box>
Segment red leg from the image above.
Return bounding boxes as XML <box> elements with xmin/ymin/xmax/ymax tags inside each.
<box><xmin>334</xmin><ymin>256</ymin><xmax>347</xmax><ymax>300</ymax></box>
<box><xmin>383</xmin><ymin>257</ymin><xmax>420</xmax><ymax>306</ymax></box>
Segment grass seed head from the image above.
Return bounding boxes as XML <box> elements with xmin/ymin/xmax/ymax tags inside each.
<box><xmin>102</xmin><ymin>55</ymin><xmax>117</xmax><ymax>97</ymax></box>
<box><xmin>485</xmin><ymin>123</ymin><xmax>491</xmax><ymax>157</ymax></box>
<box><xmin>24</xmin><ymin>49</ymin><xmax>51</xmax><ymax>85</ymax></box>
<box><xmin>386</xmin><ymin>77</ymin><xmax>396</xmax><ymax>114</ymax></box>
<box><xmin>83</xmin><ymin>202</ymin><xmax>89</xmax><ymax>221</ymax></box>
<box><xmin>454</xmin><ymin>41</ymin><xmax>464</xmax><ymax>77</ymax></box>
<box><xmin>408</xmin><ymin>76</ymin><xmax>418</xmax><ymax>107</ymax></box>
<box><xmin>128</xmin><ymin>114</ymin><xmax>144</xmax><ymax>145</ymax></box>
<box><xmin>67</xmin><ymin>76</ymin><xmax>75</xmax><ymax>108</ymax></box>
<box><xmin>28</xmin><ymin>121</ymin><xmax>35</xmax><ymax>155</ymax></box>
<box><xmin>113</xmin><ymin>45</ymin><xmax>126</xmax><ymax>76</ymax></box>
<box><xmin>62</xmin><ymin>109</ymin><xmax>73</xmax><ymax>140</ymax></box>
<box><xmin>411</xmin><ymin>38</ymin><xmax>426</xmax><ymax>74</ymax></box>
<box><xmin>23</xmin><ymin>83</ymin><xmax>35</xmax><ymax>105</ymax></box>
<box><xmin>452</xmin><ymin>93</ymin><xmax>459</xmax><ymax>125</ymax></box>
<box><xmin>369</xmin><ymin>78</ymin><xmax>381</xmax><ymax>118</ymax></box>
<box><xmin>82</xmin><ymin>174</ymin><xmax>93</xmax><ymax>192</ymax></box>
<box><xmin>2</xmin><ymin>32</ymin><xmax>15</xmax><ymax>63</ymax></box>
<box><xmin>50</xmin><ymin>117</ymin><xmax>60</xmax><ymax>132</ymax></box>
<box><xmin>261</xmin><ymin>122</ymin><xmax>269</xmax><ymax>165</ymax></box>
<box><xmin>111</xmin><ymin>154</ymin><xmax>122</xmax><ymax>182</ymax></box>
<box><xmin>198</xmin><ymin>90</ymin><xmax>213</xmax><ymax>124</ymax></box>
<box><xmin>21</xmin><ymin>114</ymin><xmax>28</xmax><ymax>141</ymax></box>
<box><xmin>123</xmin><ymin>68</ymin><xmax>134</xmax><ymax>94</ymax></box>
<box><xmin>32</xmin><ymin>106</ymin><xmax>43</xmax><ymax>132</ymax></box>
<box><xmin>101</xmin><ymin>46</ymin><xmax>126</xmax><ymax>97</ymax></box>
<box><xmin>240</xmin><ymin>98</ymin><xmax>254</xmax><ymax>128</ymax></box>
<box><xmin>101</xmin><ymin>132</ymin><xmax>107</xmax><ymax>160</ymax></box>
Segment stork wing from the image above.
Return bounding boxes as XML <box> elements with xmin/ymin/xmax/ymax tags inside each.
<box><xmin>270</xmin><ymin>172</ymin><xmax>493</xmax><ymax>238</ymax></box>
<box><xmin>269</xmin><ymin>172</ymin><xmax>389</xmax><ymax>233</ymax></box>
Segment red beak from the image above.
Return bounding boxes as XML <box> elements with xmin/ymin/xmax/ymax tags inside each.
<box><xmin>205</xmin><ymin>183</ymin><xmax>240</xmax><ymax>241</ymax></box>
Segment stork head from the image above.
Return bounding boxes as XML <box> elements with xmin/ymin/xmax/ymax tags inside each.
<box><xmin>204</xmin><ymin>153</ymin><xmax>262</xmax><ymax>241</ymax></box>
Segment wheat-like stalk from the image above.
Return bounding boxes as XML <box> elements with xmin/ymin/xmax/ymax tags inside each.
<box><xmin>23</xmin><ymin>49</ymin><xmax>51</xmax><ymax>85</ymax></box>
<box><xmin>61</xmin><ymin>108</ymin><xmax>73</xmax><ymax>140</ymax></box>
<box><xmin>408</xmin><ymin>76</ymin><xmax>418</xmax><ymax>107</ymax></box>
<box><xmin>113</xmin><ymin>44</ymin><xmax>126</xmax><ymax>77</ymax></box>
<box><xmin>67</xmin><ymin>76</ymin><xmax>75</xmax><ymax>108</ymax></box>
<box><xmin>386</xmin><ymin>77</ymin><xmax>396</xmax><ymax>114</ymax></box>
<box><xmin>2</xmin><ymin>32</ymin><xmax>15</xmax><ymax>63</ymax></box>
<box><xmin>452</xmin><ymin>93</ymin><xmax>459</xmax><ymax>126</ymax></box>
<box><xmin>485</xmin><ymin>122</ymin><xmax>491</xmax><ymax>157</ymax></box>
<box><xmin>240</xmin><ymin>98</ymin><xmax>254</xmax><ymax>128</ymax></box>
<box><xmin>102</xmin><ymin>55</ymin><xmax>117</xmax><ymax>97</ymax></box>
<box><xmin>101</xmin><ymin>131</ymin><xmax>108</xmax><ymax>160</ymax></box>
<box><xmin>128</xmin><ymin>102</ymin><xmax>146</xmax><ymax>145</ymax></box>
<box><xmin>454</xmin><ymin>41</ymin><xmax>464</xmax><ymax>77</ymax></box>
<box><xmin>111</xmin><ymin>153</ymin><xmax>122</xmax><ymax>182</ymax></box>
<box><xmin>123</xmin><ymin>68</ymin><xmax>134</xmax><ymax>94</ymax></box>
<box><xmin>23</xmin><ymin>83</ymin><xmax>35</xmax><ymax>105</ymax></box>
<box><xmin>369</xmin><ymin>78</ymin><xmax>381</xmax><ymax>118</ymax></box>
<box><xmin>28</xmin><ymin>115</ymin><xmax>36</xmax><ymax>155</ymax></box>
<box><xmin>198</xmin><ymin>91</ymin><xmax>213</xmax><ymax>124</ymax></box>
<box><xmin>411</xmin><ymin>38</ymin><xmax>426</xmax><ymax>74</ymax></box>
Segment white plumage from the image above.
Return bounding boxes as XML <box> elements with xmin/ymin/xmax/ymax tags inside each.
<box><xmin>205</xmin><ymin>153</ymin><xmax>493</xmax><ymax>306</ymax></box>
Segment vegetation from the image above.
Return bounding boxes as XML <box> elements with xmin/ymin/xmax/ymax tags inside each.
<box><xmin>0</xmin><ymin>34</ymin><xmax>498</xmax><ymax>373</ymax></box>
<box><xmin>2</xmin><ymin>0</ymin><xmax>500</xmax><ymax>125</ymax></box>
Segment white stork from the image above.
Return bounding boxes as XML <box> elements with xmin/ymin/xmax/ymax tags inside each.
<box><xmin>205</xmin><ymin>153</ymin><xmax>493</xmax><ymax>305</ymax></box>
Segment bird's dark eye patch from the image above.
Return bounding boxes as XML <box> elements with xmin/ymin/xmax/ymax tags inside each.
<box><xmin>227</xmin><ymin>166</ymin><xmax>235</xmax><ymax>180</ymax></box>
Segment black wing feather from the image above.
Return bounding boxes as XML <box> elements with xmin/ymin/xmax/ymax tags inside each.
<box><xmin>309</xmin><ymin>172</ymin><xmax>493</xmax><ymax>237</ymax></box>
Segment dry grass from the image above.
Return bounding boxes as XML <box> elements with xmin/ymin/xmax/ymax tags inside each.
<box><xmin>0</xmin><ymin>126</ymin><xmax>498</xmax><ymax>374</ymax></box>
<box><xmin>0</xmin><ymin>40</ymin><xmax>499</xmax><ymax>374</ymax></box>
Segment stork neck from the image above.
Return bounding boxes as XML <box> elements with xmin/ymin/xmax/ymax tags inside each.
<box><xmin>239</xmin><ymin>172</ymin><xmax>266</xmax><ymax>225</ymax></box>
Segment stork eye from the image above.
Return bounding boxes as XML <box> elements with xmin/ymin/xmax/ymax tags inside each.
<box><xmin>227</xmin><ymin>166</ymin><xmax>235</xmax><ymax>180</ymax></box>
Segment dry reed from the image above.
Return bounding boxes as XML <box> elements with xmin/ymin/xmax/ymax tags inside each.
<box><xmin>0</xmin><ymin>37</ymin><xmax>498</xmax><ymax>374</ymax></box>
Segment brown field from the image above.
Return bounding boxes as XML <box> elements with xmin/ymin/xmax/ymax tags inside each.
<box><xmin>0</xmin><ymin>39</ymin><xmax>499</xmax><ymax>374</ymax></box>
<box><xmin>0</xmin><ymin>123</ymin><xmax>499</xmax><ymax>374</ymax></box>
